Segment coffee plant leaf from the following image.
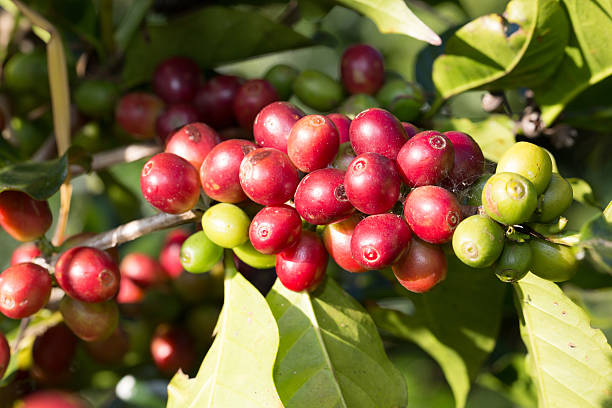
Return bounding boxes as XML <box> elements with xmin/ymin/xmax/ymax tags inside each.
<box><xmin>0</xmin><ymin>154</ymin><xmax>68</xmax><ymax>200</ymax></box>
<box><xmin>513</xmin><ymin>272</ymin><xmax>612</xmax><ymax>407</ymax></box>
<box><xmin>579</xmin><ymin>209</ymin><xmax>612</xmax><ymax>275</ymax></box>
<box><xmin>266</xmin><ymin>276</ymin><xmax>407</xmax><ymax>408</ymax></box>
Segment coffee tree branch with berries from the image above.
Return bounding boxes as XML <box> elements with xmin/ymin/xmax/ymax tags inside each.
<box><xmin>0</xmin><ymin>0</ymin><xmax>611</xmax><ymax>407</ymax></box>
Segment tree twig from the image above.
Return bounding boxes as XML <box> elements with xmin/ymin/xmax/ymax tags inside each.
<box><xmin>11</xmin><ymin>317</ymin><xmax>30</xmax><ymax>353</ymax></box>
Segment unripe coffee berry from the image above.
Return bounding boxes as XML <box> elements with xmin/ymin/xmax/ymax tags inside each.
<box><xmin>452</xmin><ymin>215</ymin><xmax>504</xmax><ymax>268</ymax></box>
<box><xmin>482</xmin><ymin>172</ymin><xmax>537</xmax><ymax>225</ymax></box>
<box><xmin>496</xmin><ymin>142</ymin><xmax>552</xmax><ymax>194</ymax></box>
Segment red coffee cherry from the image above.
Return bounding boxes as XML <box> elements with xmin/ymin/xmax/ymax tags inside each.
<box><xmin>85</xmin><ymin>326</ymin><xmax>130</xmax><ymax>364</ymax></box>
<box><xmin>392</xmin><ymin>238</ymin><xmax>447</xmax><ymax>293</ymax></box>
<box><xmin>350</xmin><ymin>214</ymin><xmax>411</xmax><ymax>269</ymax></box>
<box><xmin>294</xmin><ymin>168</ymin><xmax>355</xmax><ymax>225</ymax></box>
<box><xmin>0</xmin><ymin>191</ymin><xmax>52</xmax><ymax>242</ymax></box>
<box><xmin>60</xmin><ymin>296</ymin><xmax>119</xmax><ymax>341</ymax></box>
<box><xmin>32</xmin><ymin>323</ymin><xmax>77</xmax><ymax>384</ymax></box>
<box><xmin>153</xmin><ymin>56</ymin><xmax>200</xmax><ymax>104</ymax></box>
<box><xmin>150</xmin><ymin>324</ymin><xmax>196</xmax><ymax>376</ymax></box>
<box><xmin>327</xmin><ymin>113</ymin><xmax>351</xmax><ymax>144</ymax></box>
<box><xmin>349</xmin><ymin>108</ymin><xmax>409</xmax><ymax>160</ymax></box>
<box><xmin>233</xmin><ymin>79</ymin><xmax>279</xmax><ymax>129</ymax></box>
<box><xmin>444</xmin><ymin>131</ymin><xmax>485</xmax><ymax>189</ymax></box>
<box><xmin>253</xmin><ymin>101</ymin><xmax>304</xmax><ymax>153</ymax></box>
<box><xmin>396</xmin><ymin>130</ymin><xmax>454</xmax><ymax>187</ymax></box>
<box><xmin>249</xmin><ymin>205</ymin><xmax>302</xmax><ymax>254</ymax></box>
<box><xmin>115</xmin><ymin>92</ymin><xmax>164</xmax><ymax>140</ymax></box>
<box><xmin>159</xmin><ymin>229</ymin><xmax>190</xmax><ymax>279</ymax></box>
<box><xmin>201</xmin><ymin>139</ymin><xmax>256</xmax><ymax>203</ymax></box>
<box><xmin>402</xmin><ymin>122</ymin><xmax>418</xmax><ymax>138</ymax></box>
<box><xmin>276</xmin><ymin>230</ymin><xmax>328</xmax><ymax>292</ymax></box>
<box><xmin>155</xmin><ymin>103</ymin><xmax>199</xmax><ymax>143</ymax></box>
<box><xmin>141</xmin><ymin>152</ymin><xmax>201</xmax><ymax>214</ymax></box>
<box><xmin>22</xmin><ymin>391</ymin><xmax>89</xmax><ymax>408</ymax></box>
<box><xmin>165</xmin><ymin>122</ymin><xmax>220</xmax><ymax>170</ymax></box>
<box><xmin>10</xmin><ymin>242</ymin><xmax>41</xmax><ymax>265</ymax></box>
<box><xmin>120</xmin><ymin>253</ymin><xmax>166</xmax><ymax>288</ymax></box>
<box><xmin>288</xmin><ymin>115</ymin><xmax>340</xmax><ymax>172</ymax></box>
<box><xmin>0</xmin><ymin>263</ymin><xmax>51</xmax><ymax>319</ymax></box>
<box><xmin>404</xmin><ymin>186</ymin><xmax>462</xmax><ymax>244</ymax></box>
<box><xmin>55</xmin><ymin>246</ymin><xmax>120</xmax><ymax>303</ymax></box>
<box><xmin>193</xmin><ymin>75</ymin><xmax>243</xmax><ymax>129</ymax></box>
<box><xmin>322</xmin><ymin>215</ymin><xmax>367</xmax><ymax>273</ymax></box>
<box><xmin>116</xmin><ymin>277</ymin><xmax>144</xmax><ymax>304</ymax></box>
<box><xmin>239</xmin><ymin>148</ymin><xmax>299</xmax><ymax>206</ymax></box>
<box><xmin>341</xmin><ymin>44</ymin><xmax>385</xmax><ymax>95</ymax></box>
<box><xmin>0</xmin><ymin>331</ymin><xmax>9</xmax><ymax>379</ymax></box>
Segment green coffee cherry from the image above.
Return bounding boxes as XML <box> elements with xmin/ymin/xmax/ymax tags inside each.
<box><xmin>4</xmin><ymin>51</ymin><xmax>49</xmax><ymax>96</ymax></box>
<box><xmin>339</xmin><ymin>94</ymin><xmax>380</xmax><ymax>117</ymax></box>
<box><xmin>496</xmin><ymin>142</ymin><xmax>552</xmax><ymax>194</ymax></box>
<box><xmin>264</xmin><ymin>64</ymin><xmax>299</xmax><ymax>100</ymax></box>
<box><xmin>232</xmin><ymin>241</ymin><xmax>276</xmax><ymax>269</ymax></box>
<box><xmin>466</xmin><ymin>173</ymin><xmax>492</xmax><ymax>207</ymax></box>
<box><xmin>482</xmin><ymin>172</ymin><xmax>538</xmax><ymax>225</ymax></box>
<box><xmin>528</xmin><ymin>239</ymin><xmax>578</xmax><ymax>282</ymax></box>
<box><xmin>536</xmin><ymin>173</ymin><xmax>573</xmax><ymax>222</ymax></box>
<box><xmin>493</xmin><ymin>242</ymin><xmax>532</xmax><ymax>282</ymax></box>
<box><xmin>180</xmin><ymin>231</ymin><xmax>223</xmax><ymax>273</ymax></box>
<box><xmin>543</xmin><ymin>148</ymin><xmax>559</xmax><ymax>173</ymax></box>
<box><xmin>376</xmin><ymin>79</ymin><xmax>425</xmax><ymax>122</ymax></box>
<box><xmin>201</xmin><ymin>203</ymin><xmax>250</xmax><ymax>248</ymax></box>
<box><xmin>293</xmin><ymin>70</ymin><xmax>343</xmax><ymax>111</ymax></box>
<box><xmin>74</xmin><ymin>79</ymin><xmax>119</xmax><ymax>117</ymax></box>
<box><xmin>452</xmin><ymin>215</ymin><xmax>505</xmax><ymax>268</ymax></box>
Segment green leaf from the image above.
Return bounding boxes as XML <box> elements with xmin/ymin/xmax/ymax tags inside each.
<box><xmin>369</xmin><ymin>256</ymin><xmax>506</xmax><ymax>408</ymax></box>
<box><xmin>267</xmin><ymin>277</ymin><xmax>407</xmax><ymax>408</ymax></box>
<box><xmin>567</xmin><ymin>178</ymin><xmax>602</xmax><ymax>209</ymax></box>
<box><xmin>579</xmin><ymin>210</ymin><xmax>612</xmax><ymax>275</ymax></box>
<box><xmin>564</xmin><ymin>285</ymin><xmax>612</xmax><ymax>344</ymax></box>
<box><xmin>122</xmin><ymin>6</ymin><xmax>311</xmax><ymax>87</ymax></box>
<box><xmin>167</xmin><ymin>254</ymin><xmax>282</xmax><ymax>408</ymax></box>
<box><xmin>513</xmin><ymin>273</ymin><xmax>612</xmax><ymax>407</ymax></box>
<box><xmin>0</xmin><ymin>154</ymin><xmax>68</xmax><ymax>200</ymax></box>
<box><xmin>476</xmin><ymin>353</ymin><xmax>537</xmax><ymax>408</ymax></box>
<box><xmin>114</xmin><ymin>0</ymin><xmax>153</xmax><ymax>53</ymax></box>
<box><xmin>536</xmin><ymin>0</ymin><xmax>612</xmax><ymax>125</ymax></box>
<box><xmin>433</xmin><ymin>0</ymin><xmax>569</xmax><ymax>100</ymax></box>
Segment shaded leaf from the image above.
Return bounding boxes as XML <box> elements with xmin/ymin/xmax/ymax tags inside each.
<box><xmin>567</xmin><ymin>178</ymin><xmax>602</xmax><ymax>209</ymax></box>
<box><xmin>167</xmin><ymin>254</ymin><xmax>282</xmax><ymax>408</ymax></box>
<box><xmin>267</xmin><ymin>277</ymin><xmax>407</xmax><ymax>408</ymax></box>
<box><xmin>369</xmin><ymin>256</ymin><xmax>506</xmax><ymax>408</ymax></box>
<box><xmin>564</xmin><ymin>285</ymin><xmax>612</xmax><ymax>344</ymax></box>
<box><xmin>513</xmin><ymin>273</ymin><xmax>612</xmax><ymax>407</ymax></box>
<box><xmin>114</xmin><ymin>0</ymin><xmax>153</xmax><ymax>53</ymax></box>
<box><xmin>0</xmin><ymin>155</ymin><xmax>68</xmax><ymax>200</ymax></box>
<box><xmin>579</xmin><ymin>209</ymin><xmax>612</xmax><ymax>275</ymax></box>
<box><xmin>476</xmin><ymin>353</ymin><xmax>537</xmax><ymax>408</ymax></box>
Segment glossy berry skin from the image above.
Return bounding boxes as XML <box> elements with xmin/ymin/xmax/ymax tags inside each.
<box><xmin>233</xmin><ymin>79</ymin><xmax>279</xmax><ymax>129</ymax></box>
<box><xmin>151</xmin><ymin>324</ymin><xmax>196</xmax><ymax>376</ymax></box>
<box><xmin>116</xmin><ymin>277</ymin><xmax>144</xmax><ymax>304</ymax></box>
<box><xmin>21</xmin><ymin>391</ymin><xmax>89</xmax><ymax>408</ymax></box>
<box><xmin>155</xmin><ymin>103</ymin><xmax>199</xmax><ymax>143</ymax></box>
<box><xmin>0</xmin><ymin>330</ymin><xmax>9</xmax><ymax>379</ymax></box>
<box><xmin>253</xmin><ymin>101</ymin><xmax>304</xmax><ymax>153</ymax></box>
<box><xmin>322</xmin><ymin>215</ymin><xmax>367</xmax><ymax>273</ymax></box>
<box><xmin>494</xmin><ymin>242</ymin><xmax>532</xmax><ymax>283</ymax></box>
<box><xmin>141</xmin><ymin>152</ymin><xmax>201</xmax><ymax>214</ymax></box>
<box><xmin>276</xmin><ymin>231</ymin><xmax>328</xmax><ymax>292</ymax></box>
<box><xmin>60</xmin><ymin>296</ymin><xmax>119</xmax><ymax>341</ymax></box>
<box><xmin>482</xmin><ymin>172</ymin><xmax>537</xmax><ymax>225</ymax></box>
<box><xmin>0</xmin><ymin>263</ymin><xmax>51</xmax><ymax>319</ymax></box>
<box><xmin>165</xmin><ymin>123</ymin><xmax>220</xmax><ymax>170</ymax></box>
<box><xmin>345</xmin><ymin>152</ymin><xmax>401</xmax><ymax>214</ymax></box>
<box><xmin>120</xmin><ymin>253</ymin><xmax>165</xmax><ymax>288</ymax></box>
<box><xmin>528</xmin><ymin>239</ymin><xmax>577</xmax><ymax>282</ymax></box>
<box><xmin>349</xmin><ymin>108</ymin><xmax>409</xmax><ymax>160</ymax></box>
<box><xmin>452</xmin><ymin>215</ymin><xmax>504</xmax><ymax>268</ymax></box>
<box><xmin>444</xmin><ymin>131</ymin><xmax>484</xmax><ymax>188</ymax></box>
<box><xmin>341</xmin><ymin>44</ymin><xmax>385</xmax><ymax>95</ymax></box>
<box><xmin>288</xmin><ymin>115</ymin><xmax>340</xmax><ymax>172</ymax></box>
<box><xmin>396</xmin><ymin>130</ymin><xmax>454</xmax><ymax>187</ymax></box>
<box><xmin>201</xmin><ymin>139</ymin><xmax>256</xmax><ymax>203</ymax></box>
<box><xmin>55</xmin><ymin>246</ymin><xmax>120</xmax><ymax>303</ymax></box>
<box><xmin>180</xmin><ymin>230</ymin><xmax>223</xmax><ymax>273</ymax></box>
<box><xmin>193</xmin><ymin>75</ymin><xmax>243</xmax><ymax>128</ymax></box>
<box><xmin>249</xmin><ymin>205</ymin><xmax>302</xmax><ymax>254</ymax></box>
<box><xmin>115</xmin><ymin>92</ymin><xmax>164</xmax><ymax>140</ymax></box>
<box><xmin>294</xmin><ymin>168</ymin><xmax>355</xmax><ymax>225</ymax></box>
<box><xmin>536</xmin><ymin>173</ymin><xmax>573</xmax><ymax>222</ymax></box>
<box><xmin>233</xmin><ymin>241</ymin><xmax>276</xmax><ymax>269</ymax></box>
<box><xmin>264</xmin><ymin>64</ymin><xmax>298</xmax><ymax>100</ymax></box>
<box><xmin>85</xmin><ymin>326</ymin><xmax>130</xmax><ymax>364</ymax></box>
<box><xmin>160</xmin><ymin>229</ymin><xmax>189</xmax><ymax>278</ymax></box>
<box><xmin>10</xmin><ymin>242</ymin><xmax>41</xmax><ymax>265</ymax></box>
<box><xmin>404</xmin><ymin>186</ymin><xmax>462</xmax><ymax>244</ymax></box>
<box><xmin>31</xmin><ymin>323</ymin><xmax>77</xmax><ymax>384</ymax></box>
<box><xmin>0</xmin><ymin>191</ymin><xmax>52</xmax><ymax>242</ymax></box>
<box><xmin>393</xmin><ymin>238</ymin><xmax>447</xmax><ymax>293</ymax></box>
<box><xmin>350</xmin><ymin>214</ymin><xmax>411</xmax><ymax>269</ymax></box>
<box><xmin>402</xmin><ymin>122</ymin><xmax>419</xmax><ymax>138</ymax></box>
<box><xmin>239</xmin><ymin>148</ymin><xmax>299</xmax><ymax>206</ymax></box>
<box><xmin>153</xmin><ymin>56</ymin><xmax>200</xmax><ymax>104</ymax></box>
<box><xmin>201</xmin><ymin>203</ymin><xmax>251</xmax><ymax>248</ymax></box>
<box><xmin>327</xmin><ymin>113</ymin><xmax>351</xmax><ymax>143</ymax></box>
<box><xmin>496</xmin><ymin>141</ymin><xmax>552</xmax><ymax>194</ymax></box>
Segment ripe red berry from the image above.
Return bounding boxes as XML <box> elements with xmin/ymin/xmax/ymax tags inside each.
<box><xmin>350</xmin><ymin>214</ymin><xmax>411</xmax><ymax>269</ymax></box>
<box><xmin>276</xmin><ymin>230</ymin><xmax>328</xmax><ymax>292</ymax></box>
<box><xmin>0</xmin><ymin>263</ymin><xmax>51</xmax><ymax>319</ymax></box>
<box><xmin>253</xmin><ymin>101</ymin><xmax>304</xmax><ymax>153</ymax></box>
<box><xmin>294</xmin><ymin>168</ymin><xmax>355</xmax><ymax>225</ymax></box>
<box><xmin>0</xmin><ymin>191</ymin><xmax>52</xmax><ymax>242</ymax></box>
<box><xmin>60</xmin><ymin>296</ymin><xmax>119</xmax><ymax>341</ymax></box>
<box><xmin>288</xmin><ymin>114</ymin><xmax>339</xmax><ymax>172</ymax></box>
<box><xmin>402</xmin><ymin>122</ymin><xmax>418</xmax><ymax>138</ymax></box>
<box><xmin>165</xmin><ymin>122</ymin><xmax>220</xmax><ymax>170</ymax></box>
<box><xmin>155</xmin><ymin>103</ymin><xmax>199</xmax><ymax>143</ymax></box>
<box><xmin>32</xmin><ymin>323</ymin><xmax>77</xmax><ymax>383</ymax></box>
<box><xmin>443</xmin><ymin>131</ymin><xmax>485</xmax><ymax>188</ymax></box>
<box><xmin>153</xmin><ymin>56</ymin><xmax>200</xmax><ymax>103</ymax></box>
<box><xmin>0</xmin><ymin>331</ymin><xmax>9</xmax><ymax>379</ymax></box>
<box><xmin>159</xmin><ymin>229</ymin><xmax>190</xmax><ymax>279</ymax></box>
<box><xmin>201</xmin><ymin>139</ymin><xmax>256</xmax><ymax>203</ymax></box>
<box><xmin>85</xmin><ymin>326</ymin><xmax>130</xmax><ymax>364</ymax></box>
<box><xmin>141</xmin><ymin>152</ymin><xmax>201</xmax><ymax>214</ymax></box>
<box><xmin>150</xmin><ymin>324</ymin><xmax>196</xmax><ymax>376</ymax></box>
<box><xmin>327</xmin><ymin>113</ymin><xmax>351</xmax><ymax>144</ymax></box>
<box><xmin>22</xmin><ymin>391</ymin><xmax>89</xmax><ymax>408</ymax></box>
<box><xmin>249</xmin><ymin>205</ymin><xmax>302</xmax><ymax>254</ymax></box>
<box><xmin>115</xmin><ymin>92</ymin><xmax>164</xmax><ymax>140</ymax></box>
<box><xmin>396</xmin><ymin>130</ymin><xmax>454</xmax><ymax>186</ymax></box>
<box><xmin>239</xmin><ymin>148</ymin><xmax>299</xmax><ymax>206</ymax></box>
<box><xmin>392</xmin><ymin>238</ymin><xmax>447</xmax><ymax>293</ymax></box>
<box><xmin>341</xmin><ymin>44</ymin><xmax>385</xmax><ymax>95</ymax></box>
<box><xmin>55</xmin><ymin>246</ymin><xmax>120</xmax><ymax>303</ymax></box>
<box><xmin>322</xmin><ymin>215</ymin><xmax>367</xmax><ymax>273</ymax></box>
<box><xmin>349</xmin><ymin>108</ymin><xmax>409</xmax><ymax>160</ymax></box>
<box><xmin>120</xmin><ymin>253</ymin><xmax>165</xmax><ymax>288</ymax></box>
<box><xmin>345</xmin><ymin>152</ymin><xmax>401</xmax><ymax>214</ymax></box>
<box><xmin>233</xmin><ymin>79</ymin><xmax>279</xmax><ymax>129</ymax></box>
<box><xmin>193</xmin><ymin>75</ymin><xmax>243</xmax><ymax>129</ymax></box>
<box><xmin>404</xmin><ymin>186</ymin><xmax>461</xmax><ymax>244</ymax></box>
<box><xmin>116</xmin><ymin>277</ymin><xmax>144</xmax><ymax>304</ymax></box>
<box><xmin>10</xmin><ymin>242</ymin><xmax>41</xmax><ymax>265</ymax></box>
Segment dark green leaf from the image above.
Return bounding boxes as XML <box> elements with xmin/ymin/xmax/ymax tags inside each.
<box><xmin>579</xmin><ymin>209</ymin><xmax>612</xmax><ymax>275</ymax></box>
<box><xmin>0</xmin><ymin>154</ymin><xmax>68</xmax><ymax>200</ymax></box>
<box><xmin>564</xmin><ymin>285</ymin><xmax>612</xmax><ymax>344</ymax></box>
